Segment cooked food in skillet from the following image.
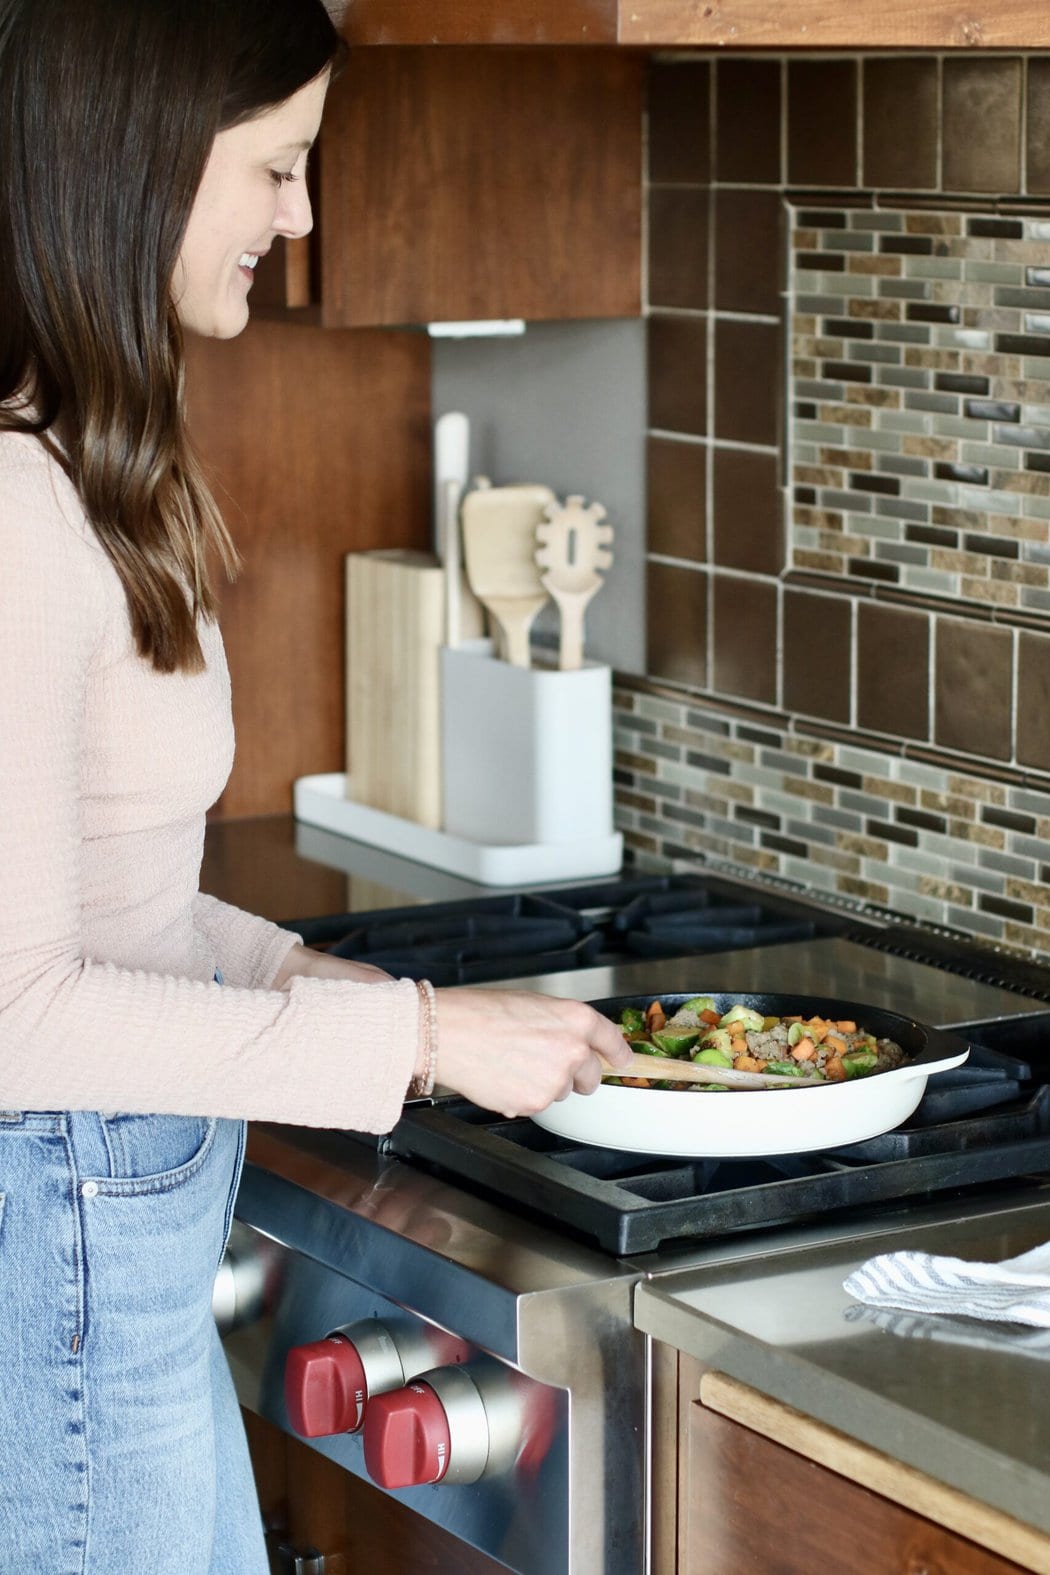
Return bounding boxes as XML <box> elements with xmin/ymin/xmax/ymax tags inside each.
<box><xmin>608</xmin><ymin>996</ymin><xmax>906</xmax><ymax>1090</ymax></box>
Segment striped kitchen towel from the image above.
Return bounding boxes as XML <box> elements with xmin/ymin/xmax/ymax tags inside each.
<box><xmin>843</xmin><ymin>1240</ymin><xmax>1050</xmax><ymax>1328</ymax></box>
<box><xmin>844</xmin><ymin>1303</ymin><xmax>1050</xmax><ymax>1357</ymax></box>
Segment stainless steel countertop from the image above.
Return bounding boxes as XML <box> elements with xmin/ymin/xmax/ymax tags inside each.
<box><xmin>636</xmin><ymin>1189</ymin><xmax>1050</xmax><ymax>1540</ymax></box>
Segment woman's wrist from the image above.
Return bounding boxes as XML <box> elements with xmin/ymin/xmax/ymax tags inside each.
<box><xmin>410</xmin><ymin>979</ymin><xmax>438</xmax><ymax>1096</ymax></box>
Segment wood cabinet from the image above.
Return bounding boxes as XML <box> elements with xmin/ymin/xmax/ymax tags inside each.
<box><xmin>254</xmin><ymin>48</ymin><xmax>643</xmax><ymax>328</ymax></box>
<box><xmin>652</xmin><ymin>1350</ymin><xmax>1050</xmax><ymax>1575</ymax></box>
<box><xmin>243</xmin><ymin>1409</ymin><xmax>507</xmax><ymax>1575</ymax></box>
<box><xmin>341</xmin><ymin>0</ymin><xmax>1050</xmax><ymax>48</ymax></box>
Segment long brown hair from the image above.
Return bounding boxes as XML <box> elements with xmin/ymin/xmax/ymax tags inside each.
<box><xmin>0</xmin><ymin>0</ymin><xmax>343</xmax><ymax>672</ymax></box>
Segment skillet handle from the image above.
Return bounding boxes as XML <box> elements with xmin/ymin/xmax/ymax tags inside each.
<box><xmin>892</xmin><ymin>1047</ymin><xmax>970</xmax><ymax>1082</ymax></box>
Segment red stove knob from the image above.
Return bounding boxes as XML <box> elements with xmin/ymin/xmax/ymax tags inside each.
<box><xmin>363</xmin><ymin>1360</ymin><xmax>521</xmax><ymax>1489</ymax></box>
<box><xmin>284</xmin><ymin>1321</ymin><xmax>472</xmax><ymax>1441</ymax></box>
<box><xmin>363</xmin><ymin>1380</ymin><xmax>453</xmax><ymax>1488</ymax></box>
<box><xmin>285</xmin><ymin>1333</ymin><xmax>368</xmax><ymax>1438</ymax></box>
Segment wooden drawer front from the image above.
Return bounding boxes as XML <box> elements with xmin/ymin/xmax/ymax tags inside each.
<box><xmin>685</xmin><ymin>1396</ymin><xmax>1035</xmax><ymax>1575</ymax></box>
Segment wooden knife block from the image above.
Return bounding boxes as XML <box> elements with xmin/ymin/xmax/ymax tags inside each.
<box><xmin>345</xmin><ymin>550</ymin><xmax>444</xmax><ymax>829</ymax></box>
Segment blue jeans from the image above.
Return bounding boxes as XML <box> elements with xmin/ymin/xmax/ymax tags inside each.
<box><xmin>0</xmin><ymin>1109</ymin><xmax>267</xmax><ymax>1574</ymax></box>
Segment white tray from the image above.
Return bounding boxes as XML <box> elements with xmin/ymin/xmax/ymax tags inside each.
<box><xmin>293</xmin><ymin>774</ymin><xmax>623</xmax><ymax>887</ymax></box>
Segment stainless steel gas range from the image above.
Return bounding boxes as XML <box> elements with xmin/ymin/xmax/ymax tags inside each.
<box><xmin>216</xmin><ymin>866</ymin><xmax>1050</xmax><ymax>1575</ymax></box>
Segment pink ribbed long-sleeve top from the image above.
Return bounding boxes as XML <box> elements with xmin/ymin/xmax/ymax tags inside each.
<box><xmin>0</xmin><ymin>428</ymin><xmax>419</xmax><ymax>1129</ymax></box>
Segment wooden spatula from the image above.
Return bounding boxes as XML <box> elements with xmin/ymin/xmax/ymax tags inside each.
<box><xmin>460</xmin><ymin>483</ymin><xmax>555</xmax><ymax>666</ymax></box>
<box><xmin>599</xmin><ymin>1052</ymin><xmax>823</xmax><ymax>1088</ymax></box>
<box><xmin>534</xmin><ymin>495</ymin><xmax>613</xmax><ymax>671</ymax></box>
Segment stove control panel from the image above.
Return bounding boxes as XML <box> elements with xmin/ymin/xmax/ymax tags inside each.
<box><xmin>224</xmin><ymin>1224</ymin><xmax>579</xmax><ymax>1572</ymax></box>
<box><xmin>285</xmin><ymin>1320</ymin><xmax>467</xmax><ymax>1439</ymax></box>
<box><xmin>363</xmin><ymin>1359</ymin><xmax>524</xmax><ymax>1489</ymax></box>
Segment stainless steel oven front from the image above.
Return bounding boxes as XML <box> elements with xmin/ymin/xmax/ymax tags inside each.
<box><xmin>218</xmin><ymin>1127</ymin><xmax>646</xmax><ymax>1575</ymax></box>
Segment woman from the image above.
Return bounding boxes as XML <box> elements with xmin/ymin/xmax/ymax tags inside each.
<box><xmin>0</xmin><ymin>2</ymin><xmax>631</xmax><ymax>1569</ymax></box>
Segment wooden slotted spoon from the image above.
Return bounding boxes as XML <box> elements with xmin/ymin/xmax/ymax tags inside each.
<box><xmin>460</xmin><ymin>482</ymin><xmax>555</xmax><ymax>667</ymax></box>
<box><xmin>534</xmin><ymin>495</ymin><xmax>614</xmax><ymax>671</ymax></box>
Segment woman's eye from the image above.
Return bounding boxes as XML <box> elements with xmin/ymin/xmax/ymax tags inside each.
<box><xmin>269</xmin><ymin>169</ymin><xmax>298</xmax><ymax>186</ymax></box>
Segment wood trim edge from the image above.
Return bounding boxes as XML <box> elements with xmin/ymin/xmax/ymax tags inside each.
<box><xmin>698</xmin><ymin>1370</ymin><xmax>1050</xmax><ymax>1575</ymax></box>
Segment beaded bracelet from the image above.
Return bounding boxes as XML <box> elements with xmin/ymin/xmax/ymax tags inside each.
<box><xmin>410</xmin><ymin>978</ymin><xmax>438</xmax><ymax>1097</ymax></box>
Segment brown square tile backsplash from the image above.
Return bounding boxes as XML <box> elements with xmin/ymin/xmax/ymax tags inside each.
<box><xmin>711</xmin><ymin>447</ymin><xmax>783</xmax><ymax>574</ymax></box>
<box><xmin>782</xmin><ymin>587</ymin><xmax>851</xmax><ymax>722</ymax></box>
<box><xmin>648</xmin><ymin>312</ymin><xmax>706</xmax><ymax>436</ymax></box>
<box><xmin>787</xmin><ymin>60</ymin><xmax>858</xmax><ymax>188</ymax></box>
<box><xmin>856</xmin><ymin>602</ymin><xmax>930</xmax><ymax>741</ymax></box>
<box><xmin>714</xmin><ymin>189</ymin><xmax>783</xmax><ymax>315</ymax></box>
<box><xmin>715</xmin><ymin>59</ymin><xmax>781</xmax><ymax>184</ymax></box>
<box><xmin>934</xmin><ymin>619</ymin><xmax>1013</xmax><ymax>760</ymax></box>
<box><xmin>648</xmin><ymin>59</ymin><xmax>710</xmax><ymax>184</ymax></box>
<box><xmin>942</xmin><ymin>57</ymin><xmax>1023</xmax><ymax>195</ymax></box>
<box><xmin>647</xmin><ymin>560</ymin><xmax>708</xmax><ymax>689</ymax></box>
<box><xmin>648</xmin><ymin>436</ymin><xmax>706</xmax><ymax>562</ymax></box>
<box><xmin>861</xmin><ymin>58</ymin><xmax>938</xmax><ymax>191</ymax></box>
<box><xmin>640</xmin><ymin>52</ymin><xmax>1050</xmax><ymax>959</ymax></box>
<box><xmin>649</xmin><ymin>187</ymin><xmax>708</xmax><ymax>310</ymax></box>
<box><xmin>711</xmin><ymin>574</ymin><xmax>778</xmax><ymax>703</ymax></box>
<box><xmin>714</xmin><ymin>318</ymin><xmax>781</xmax><ymax>446</ymax></box>
<box><xmin>1026</xmin><ymin>59</ymin><xmax>1050</xmax><ymax>196</ymax></box>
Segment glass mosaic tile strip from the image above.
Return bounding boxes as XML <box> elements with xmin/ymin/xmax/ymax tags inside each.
<box><xmin>788</xmin><ymin>202</ymin><xmax>1050</xmax><ymax>610</ymax></box>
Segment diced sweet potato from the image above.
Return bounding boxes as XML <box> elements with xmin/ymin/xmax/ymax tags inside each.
<box><xmin>733</xmin><ymin>1055</ymin><xmax>763</xmax><ymax>1073</ymax></box>
<box><xmin>645</xmin><ymin>1001</ymin><xmax>666</xmax><ymax>1032</ymax></box>
<box><xmin>824</xmin><ymin>1056</ymin><xmax>846</xmax><ymax>1081</ymax></box>
<box><xmin>790</xmin><ymin>1037</ymin><xmax>817</xmax><ymax>1061</ymax></box>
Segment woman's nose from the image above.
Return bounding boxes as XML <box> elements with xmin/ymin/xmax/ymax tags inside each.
<box><xmin>274</xmin><ymin>180</ymin><xmax>314</xmax><ymax>241</ymax></box>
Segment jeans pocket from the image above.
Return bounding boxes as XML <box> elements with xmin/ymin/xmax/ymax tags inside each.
<box><xmin>89</xmin><ymin>1114</ymin><xmax>218</xmax><ymax>1195</ymax></box>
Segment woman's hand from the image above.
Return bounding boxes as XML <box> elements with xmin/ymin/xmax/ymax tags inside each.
<box><xmin>273</xmin><ymin>942</ymin><xmax>393</xmax><ymax>988</ymax></box>
<box><xmin>430</xmin><ymin>987</ymin><xmax>634</xmax><ymax>1118</ymax></box>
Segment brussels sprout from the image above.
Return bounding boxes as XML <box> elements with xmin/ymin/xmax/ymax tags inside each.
<box><xmin>620</xmin><ymin>1007</ymin><xmax>646</xmax><ymax>1033</ymax></box>
<box><xmin>651</xmin><ymin>1028</ymin><xmax>700</xmax><ymax>1057</ymax></box>
<box><xmin>698</xmin><ymin>1028</ymin><xmax>732</xmax><ymax>1055</ymax></box>
<box><xmin>693</xmin><ymin>1046</ymin><xmax>733</xmax><ymax>1069</ymax></box>
<box><xmin>681</xmin><ymin>995</ymin><xmax>717</xmax><ymax>1014</ymax></box>
<box><xmin>718</xmin><ymin>1004</ymin><xmax>765</xmax><ymax>1032</ymax></box>
<box><xmin>842</xmin><ymin>1050</ymin><xmax>879</xmax><ymax>1079</ymax></box>
<box><xmin>765</xmin><ymin>1060</ymin><xmax>817</xmax><ymax>1079</ymax></box>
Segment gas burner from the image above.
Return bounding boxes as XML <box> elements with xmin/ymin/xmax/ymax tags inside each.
<box><xmin>382</xmin><ymin>1017</ymin><xmax>1050</xmax><ymax>1257</ymax></box>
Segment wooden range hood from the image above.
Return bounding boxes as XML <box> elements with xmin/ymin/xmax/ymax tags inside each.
<box><xmin>343</xmin><ymin>1</ymin><xmax>1050</xmax><ymax>50</ymax></box>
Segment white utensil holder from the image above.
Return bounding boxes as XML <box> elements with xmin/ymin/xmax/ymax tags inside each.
<box><xmin>441</xmin><ymin>640</ymin><xmax>614</xmax><ymax>846</ymax></box>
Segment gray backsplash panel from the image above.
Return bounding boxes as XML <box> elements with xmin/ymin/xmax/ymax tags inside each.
<box><xmin>431</xmin><ymin>319</ymin><xmax>647</xmax><ymax>675</ymax></box>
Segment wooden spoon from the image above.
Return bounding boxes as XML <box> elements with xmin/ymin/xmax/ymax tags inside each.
<box><xmin>534</xmin><ymin>495</ymin><xmax>614</xmax><ymax>671</ymax></box>
<box><xmin>460</xmin><ymin>482</ymin><xmax>555</xmax><ymax>667</ymax></box>
<box><xmin>599</xmin><ymin>1052</ymin><xmax>824</xmax><ymax>1089</ymax></box>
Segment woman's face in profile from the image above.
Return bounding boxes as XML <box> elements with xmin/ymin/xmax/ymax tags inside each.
<box><xmin>173</xmin><ymin>69</ymin><xmax>329</xmax><ymax>339</ymax></box>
